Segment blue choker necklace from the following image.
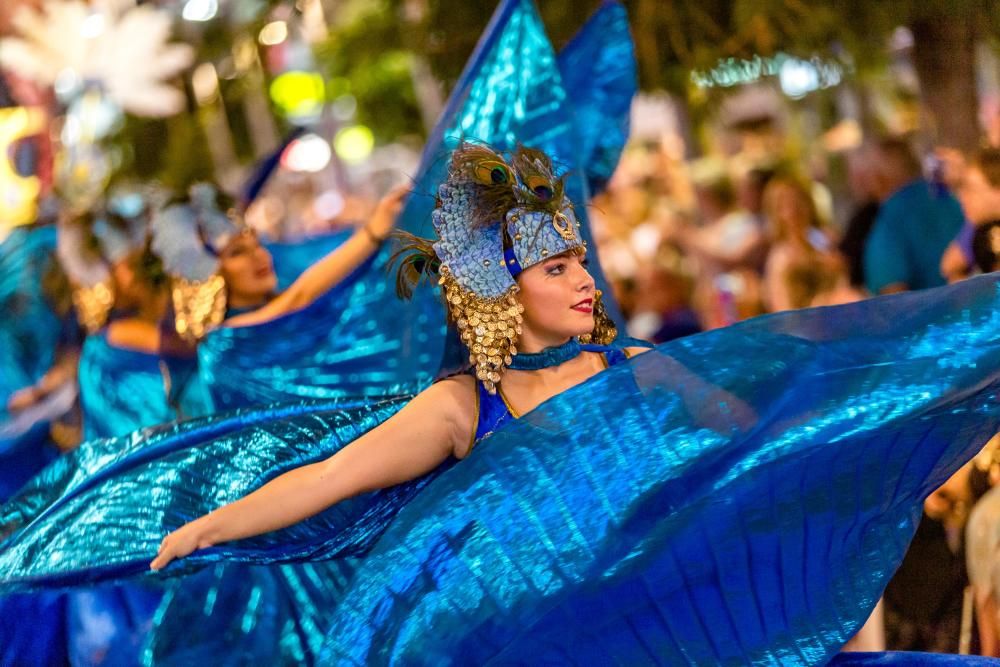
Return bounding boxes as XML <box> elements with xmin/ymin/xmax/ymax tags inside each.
<box><xmin>508</xmin><ymin>339</ymin><xmax>582</xmax><ymax>371</ymax></box>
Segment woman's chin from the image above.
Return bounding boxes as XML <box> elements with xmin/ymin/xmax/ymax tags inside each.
<box><xmin>567</xmin><ymin>316</ymin><xmax>595</xmax><ymax>338</ymax></box>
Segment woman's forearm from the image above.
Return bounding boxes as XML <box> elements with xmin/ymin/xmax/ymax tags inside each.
<box><xmin>226</xmin><ymin>187</ymin><xmax>407</xmax><ymax>328</ymax></box>
<box><xmin>199</xmin><ymin>460</ymin><xmax>343</xmax><ymax>544</ymax></box>
<box><xmin>280</xmin><ymin>230</ymin><xmax>381</xmax><ymax>311</ymax></box>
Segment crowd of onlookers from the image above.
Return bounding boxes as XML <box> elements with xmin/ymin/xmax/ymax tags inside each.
<box><xmin>591</xmin><ymin>133</ymin><xmax>1000</xmax><ymax>656</ymax></box>
<box><xmin>592</xmin><ymin>137</ymin><xmax>1000</xmax><ymax>341</ymax></box>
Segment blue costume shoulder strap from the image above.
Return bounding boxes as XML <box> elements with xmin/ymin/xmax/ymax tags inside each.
<box><xmin>474</xmin><ymin>379</ymin><xmax>513</xmax><ymax>445</ymax></box>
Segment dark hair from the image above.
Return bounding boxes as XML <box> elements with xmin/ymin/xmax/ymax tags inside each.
<box><xmin>876</xmin><ymin>137</ymin><xmax>922</xmax><ymax>181</ymax></box>
<box><xmin>972</xmin><ymin>219</ymin><xmax>1000</xmax><ymax>274</ymax></box>
<box><xmin>975</xmin><ymin>148</ymin><xmax>1000</xmax><ymax>189</ymax></box>
<box><xmin>698</xmin><ymin>176</ymin><xmax>736</xmax><ymax>209</ymax></box>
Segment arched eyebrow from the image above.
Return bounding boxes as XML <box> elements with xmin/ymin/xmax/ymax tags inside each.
<box><xmin>542</xmin><ymin>248</ymin><xmax>586</xmax><ymax>263</ymax></box>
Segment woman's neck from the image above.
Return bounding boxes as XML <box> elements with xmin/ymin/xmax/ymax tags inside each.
<box><xmin>227</xmin><ymin>292</ymin><xmax>272</xmax><ymax>312</ymax></box>
<box><xmin>515</xmin><ymin>331</ymin><xmax>573</xmax><ymax>355</ymax></box>
<box><xmin>124</xmin><ymin>289</ymin><xmax>168</xmax><ymax>323</ymax></box>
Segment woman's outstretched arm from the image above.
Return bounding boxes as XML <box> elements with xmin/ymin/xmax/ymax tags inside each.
<box><xmin>226</xmin><ymin>185</ymin><xmax>409</xmax><ymax>327</ymax></box>
<box><xmin>150</xmin><ymin>375</ymin><xmax>476</xmax><ymax>570</ymax></box>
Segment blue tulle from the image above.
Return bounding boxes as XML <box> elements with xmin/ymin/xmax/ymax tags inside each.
<box><xmin>4</xmin><ymin>276</ymin><xmax>1000</xmax><ymax>664</ymax></box>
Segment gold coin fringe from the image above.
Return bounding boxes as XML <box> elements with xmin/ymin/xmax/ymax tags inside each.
<box><xmin>171</xmin><ymin>274</ymin><xmax>227</xmax><ymax>343</ymax></box>
<box><xmin>579</xmin><ymin>289</ymin><xmax>618</xmax><ymax>345</ymax></box>
<box><xmin>439</xmin><ymin>265</ymin><xmax>523</xmax><ymax>394</ymax></box>
<box><xmin>72</xmin><ymin>281</ymin><xmax>114</xmax><ymax>334</ymax></box>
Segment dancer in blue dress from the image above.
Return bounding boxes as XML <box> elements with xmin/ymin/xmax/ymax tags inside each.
<box><xmin>5</xmin><ymin>139</ymin><xmax>1000</xmax><ymax>665</ymax></box>
<box><xmin>142</xmin><ymin>4</ymin><xmax>638</xmax><ymax>663</ymax></box>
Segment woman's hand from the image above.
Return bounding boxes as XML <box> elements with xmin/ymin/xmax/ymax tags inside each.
<box><xmin>7</xmin><ymin>386</ymin><xmax>41</xmax><ymax>412</ymax></box>
<box><xmin>150</xmin><ymin>517</ymin><xmax>216</xmax><ymax>571</ymax></box>
<box><xmin>364</xmin><ymin>185</ymin><xmax>409</xmax><ymax>241</ymax></box>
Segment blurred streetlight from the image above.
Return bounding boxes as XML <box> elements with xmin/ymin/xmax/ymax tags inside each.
<box><xmin>259</xmin><ymin>21</ymin><xmax>288</xmax><ymax>46</ymax></box>
<box><xmin>182</xmin><ymin>0</ymin><xmax>218</xmax><ymax>22</ymax></box>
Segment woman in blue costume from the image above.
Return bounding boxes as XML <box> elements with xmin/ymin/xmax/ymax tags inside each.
<box><xmin>151</xmin><ymin>182</ymin><xmax>408</xmax><ymax>414</ymax></box>
<box><xmin>60</xmin><ymin>190</ymin><xmax>186</xmax><ymax>666</ymax></box>
<box><xmin>141</xmin><ymin>3</ymin><xmax>640</xmax><ymax>662</ymax></box>
<box><xmin>5</xmin><ymin>140</ymin><xmax>1000</xmax><ymax>667</ymax></box>
<box><xmin>0</xmin><ymin>222</ymin><xmax>78</xmax><ymax>666</ymax></box>
<box><xmin>0</xmin><ymin>190</ymin><xmax>177</xmax><ymax>667</ymax></box>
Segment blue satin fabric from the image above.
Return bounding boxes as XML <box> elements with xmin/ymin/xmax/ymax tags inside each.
<box><xmin>831</xmin><ymin>654</ymin><xmax>1000</xmax><ymax>666</ymax></box>
<box><xmin>73</xmin><ymin>331</ymin><xmax>185</xmax><ymax>666</ymax></box>
<box><xmin>79</xmin><ymin>333</ymin><xmax>175</xmax><ymax>441</ymax></box>
<box><xmin>265</xmin><ymin>230</ymin><xmax>352</xmax><ymax>291</ymax></box>
<box><xmin>197</xmin><ymin>256</ymin><xmax>423</xmax><ymax>412</ymax></box>
<box><xmin>4</xmin><ymin>276</ymin><xmax>1000</xmax><ymax>664</ymax></box>
<box><xmin>315</xmin><ymin>276</ymin><xmax>1000</xmax><ymax>666</ymax></box>
<box><xmin>556</xmin><ymin>0</ymin><xmax>636</xmax><ymax>195</ymax></box>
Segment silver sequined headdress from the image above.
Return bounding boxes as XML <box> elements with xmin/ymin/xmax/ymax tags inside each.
<box><xmin>395</xmin><ymin>143</ymin><xmax>616</xmax><ymax>392</ymax></box>
<box><xmin>151</xmin><ymin>183</ymin><xmax>242</xmax><ymax>342</ymax></box>
<box><xmin>57</xmin><ymin>186</ymin><xmax>161</xmax><ymax>332</ymax></box>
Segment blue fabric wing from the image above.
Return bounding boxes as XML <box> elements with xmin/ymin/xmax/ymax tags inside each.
<box><xmin>0</xmin><ymin>227</ymin><xmax>64</xmax><ymax>499</ymax></box>
<box><xmin>4</xmin><ymin>276</ymin><xmax>1000</xmax><ymax>663</ymax></box>
<box><xmin>314</xmin><ymin>274</ymin><xmax>1000</xmax><ymax>665</ymax></box>
<box><xmin>557</xmin><ymin>1</ymin><xmax>636</xmax><ymax>195</ymax></box>
<box><xmin>265</xmin><ymin>229</ymin><xmax>352</xmax><ymax>291</ymax></box>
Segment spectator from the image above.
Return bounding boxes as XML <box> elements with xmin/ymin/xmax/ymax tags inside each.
<box><xmin>941</xmin><ymin>148</ymin><xmax>1000</xmax><ymax>281</ymax></box>
<box><xmin>761</xmin><ymin>173</ymin><xmax>852</xmax><ymax>311</ymax></box>
<box><xmin>839</xmin><ymin>146</ymin><xmax>881</xmax><ymax>289</ymax></box>
<box><xmin>673</xmin><ymin>162</ymin><xmax>764</xmax><ymax>327</ymax></box>
<box><xmin>863</xmin><ymin>138</ymin><xmax>965</xmax><ymax>294</ymax></box>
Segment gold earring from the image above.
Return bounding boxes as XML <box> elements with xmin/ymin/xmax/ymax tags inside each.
<box><xmin>171</xmin><ymin>274</ymin><xmax>227</xmax><ymax>343</ymax></box>
<box><xmin>580</xmin><ymin>289</ymin><xmax>617</xmax><ymax>345</ymax></box>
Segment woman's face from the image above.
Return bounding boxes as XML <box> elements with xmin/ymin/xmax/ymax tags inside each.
<box><xmin>218</xmin><ymin>231</ymin><xmax>277</xmax><ymax>307</ymax></box>
<box><xmin>767</xmin><ymin>181</ymin><xmax>812</xmax><ymax>237</ymax></box>
<box><xmin>959</xmin><ymin>165</ymin><xmax>1000</xmax><ymax>224</ymax></box>
<box><xmin>110</xmin><ymin>257</ymin><xmax>141</xmax><ymax>308</ymax></box>
<box><xmin>516</xmin><ymin>249</ymin><xmax>596</xmax><ymax>346</ymax></box>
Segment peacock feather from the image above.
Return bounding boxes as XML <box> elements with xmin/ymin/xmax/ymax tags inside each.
<box><xmin>390</xmin><ymin>230</ymin><xmax>441</xmax><ymax>300</ymax></box>
<box><xmin>448</xmin><ymin>143</ymin><xmax>518</xmax><ymax>231</ymax></box>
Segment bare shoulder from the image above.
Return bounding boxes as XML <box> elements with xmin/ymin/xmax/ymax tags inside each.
<box><xmin>407</xmin><ymin>374</ymin><xmax>477</xmax><ymax>428</ymax></box>
<box><xmin>625</xmin><ymin>346</ymin><xmax>653</xmax><ymax>358</ymax></box>
<box><xmin>425</xmin><ymin>374</ymin><xmax>478</xmax><ymax>459</ymax></box>
<box><xmin>429</xmin><ymin>373</ymin><xmax>476</xmax><ymax>400</ymax></box>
